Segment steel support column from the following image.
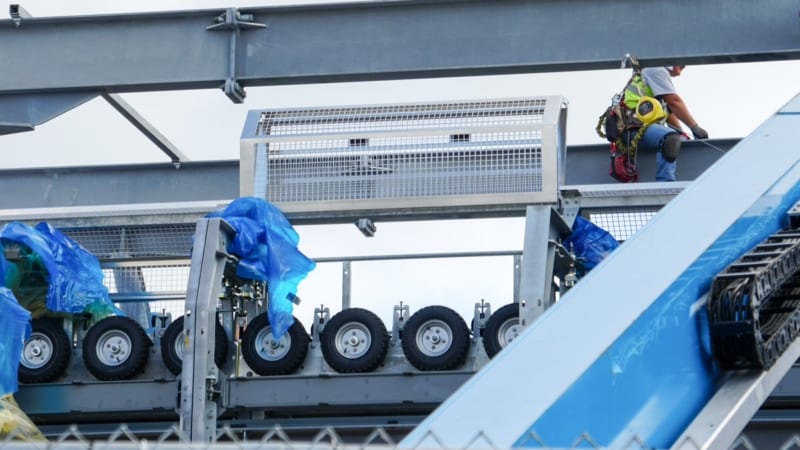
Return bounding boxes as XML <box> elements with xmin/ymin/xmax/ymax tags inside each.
<box><xmin>517</xmin><ymin>205</ymin><xmax>570</xmax><ymax>326</ymax></box>
<box><xmin>181</xmin><ymin>218</ymin><xmax>232</xmax><ymax>442</ymax></box>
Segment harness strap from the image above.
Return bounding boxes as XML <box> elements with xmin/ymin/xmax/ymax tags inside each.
<box><xmin>615</xmin><ymin>123</ymin><xmax>651</xmax><ymax>163</ymax></box>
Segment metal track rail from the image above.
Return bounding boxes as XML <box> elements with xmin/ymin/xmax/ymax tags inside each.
<box><xmin>673</xmin><ymin>328</ymin><xmax>800</xmax><ymax>450</ymax></box>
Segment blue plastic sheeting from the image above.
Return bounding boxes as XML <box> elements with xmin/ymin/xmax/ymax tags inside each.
<box><xmin>0</xmin><ymin>222</ymin><xmax>122</xmax><ymax>318</ymax></box>
<box><xmin>0</xmin><ymin>288</ymin><xmax>30</xmax><ymax>395</ymax></box>
<box><xmin>516</xmin><ymin>170</ymin><xmax>800</xmax><ymax>448</ymax></box>
<box><xmin>563</xmin><ymin>216</ymin><xmax>619</xmax><ymax>271</ymax></box>
<box><xmin>208</xmin><ymin>197</ymin><xmax>316</xmax><ymax>339</ymax></box>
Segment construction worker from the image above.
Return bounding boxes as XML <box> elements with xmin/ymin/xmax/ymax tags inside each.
<box><xmin>621</xmin><ymin>65</ymin><xmax>709</xmax><ymax>181</ymax></box>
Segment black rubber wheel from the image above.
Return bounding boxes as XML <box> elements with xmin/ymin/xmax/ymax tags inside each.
<box><xmin>241</xmin><ymin>314</ymin><xmax>309</xmax><ymax>376</ymax></box>
<box><xmin>401</xmin><ymin>305</ymin><xmax>470</xmax><ymax>371</ymax></box>
<box><xmin>18</xmin><ymin>318</ymin><xmax>71</xmax><ymax>384</ymax></box>
<box><xmin>82</xmin><ymin>316</ymin><xmax>151</xmax><ymax>381</ymax></box>
<box><xmin>320</xmin><ymin>308</ymin><xmax>389</xmax><ymax>373</ymax></box>
<box><xmin>160</xmin><ymin>315</ymin><xmax>230</xmax><ymax>376</ymax></box>
<box><xmin>482</xmin><ymin>303</ymin><xmax>520</xmax><ymax>358</ymax></box>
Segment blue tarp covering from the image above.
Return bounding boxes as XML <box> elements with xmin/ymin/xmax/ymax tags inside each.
<box><xmin>208</xmin><ymin>197</ymin><xmax>316</xmax><ymax>339</ymax></box>
<box><xmin>0</xmin><ymin>288</ymin><xmax>30</xmax><ymax>395</ymax></box>
<box><xmin>563</xmin><ymin>216</ymin><xmax>620</xmax><ymax>271</ymax></box>
<box><xmin>0</xmin><ymin>221</ymin><xmax>121</xmax><ymax>318</ymax></box>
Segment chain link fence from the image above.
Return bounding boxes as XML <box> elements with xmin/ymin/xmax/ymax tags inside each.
<box><xmin>3</xmin><ymin>423</ymin><xmax>800</xmax><ymax>449</ymax></box>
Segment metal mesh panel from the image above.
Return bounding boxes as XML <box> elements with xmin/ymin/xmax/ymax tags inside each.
<box><xmin>254</xmin><ymin>99</ymin><xmax>547</xmax><ymax>138</ymax></box>
<box><xmin>265</xmin><ymin>133</ymin><xmax>542</xmax><ymax>203</ymax></box>
<box><xmin>102</xmin><ymin>262</ymin><xmax>190</xmax><ymax>298</ymax></box>
<box><xmin>587</xmin><ymin>208</ymin><xmax>659</xmax><ymax>241</ymax></box>
<box><xmin>63</xmin><ymin>224</ymin><xmax>196</xmax><ymax>259</ymax></box>
<box><xmin>244</xmin><ymin>97</ymin><xmax>564</xmax><ymax>213</ymax></box>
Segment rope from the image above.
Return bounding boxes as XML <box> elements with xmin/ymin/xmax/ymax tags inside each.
<box><xmin>616</xmin><ymin>124</ymin><xmax>650</xmax><ymax>162</ymax></box>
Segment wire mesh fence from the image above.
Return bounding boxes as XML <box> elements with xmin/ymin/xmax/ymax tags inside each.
<box><xmin>587</xmin><ymin>208</ymin><xmax>658</xmax><ymax>241</ymax></box>
<box><xmin>63</xmin><ymin>224</ymin><xmax>195</xmax><ymax>260</ymax></box>
<box><xmin>1</xmin><ymin>423</ymin><xmax>798</xmax><ymax>449</ymax></box>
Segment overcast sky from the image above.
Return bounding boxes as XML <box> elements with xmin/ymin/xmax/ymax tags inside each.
<box><xmin>5</xmin><ymin>0</ymin><xmax>800</xmax><ymax>328</ymax></box>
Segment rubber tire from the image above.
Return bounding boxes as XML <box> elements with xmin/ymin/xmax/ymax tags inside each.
<box><xmin>241</xmin><ymin>314</ymin><xmax>309</xmax><ymax>376</ymax></box>
<box><xmin>160</xmin><ymin>316</ymin><xmax>230</xmax><ymax>376</ymax></box>
<box><xmin>482</xmin><ymin>303</ymin><xmax>520</xmax><ymax>358</ymax></box>
<box><xmin>82</xmin><ymin>316</ymin><xmax>151</xmax><ymax>381</ymax></box>
<box><xmin>401</xmin><ymin>305</ymin><xmax>470</xmax><ymax>371</ymax></box>
<box><xmin>320</xmin><ymin>308</ymin><xmax>389</xmax><ymax>373</ymax></box>
<box><xmin>18</xmin><ymin>318</ymin><xmax>71</xmax><ymax>384</ymax></box>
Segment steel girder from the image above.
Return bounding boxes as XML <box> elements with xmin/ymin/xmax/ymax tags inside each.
<box><xmin>0</xmin><ymin>0</ymin><xmax>798</xmax><ymax>98</ymax></box>
<box><xmin>0</xmin><ymin>140</ymin><xmax>735</xmax><ymax>226</ymax></box>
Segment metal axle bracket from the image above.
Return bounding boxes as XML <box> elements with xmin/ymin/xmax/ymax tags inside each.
<box><xmin>206</xmin><ymin>8</ymin><xmax>266</xmax><ymax>104</ymax></box>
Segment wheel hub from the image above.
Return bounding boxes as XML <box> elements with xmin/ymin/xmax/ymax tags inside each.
<box><xmin>21</xmin><ymin>332</ymin><xmax>53</xmax><ymax>369</ymax></box>
<box><xmin>255</xmin><ymin>327</ymin><xmax>291</xmax><ymax>361</ymax></box>
<box><xmin>96</xmin><ymin>330</ymin><xmax>132</xmax><ymax>366</ymax></box>
<box><xmin>334</xmin><ymin>322</ymin><xmax>371</xmax><ymax>359</ymax></box>
<box><xmin>499</xmin><ymin>318</ymin><xmax>520</xmax><ymax>347</ymax></box>
<box><xmin>417</xmin><ymin>320</ymin><xmax>452</xmax><ymax>357</ymax></box>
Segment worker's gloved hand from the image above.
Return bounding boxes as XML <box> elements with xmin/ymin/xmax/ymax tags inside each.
<box><xmin>690</xmin><ymin>124</ymin><xmax>708</xmax><ymax>140</ymax></box>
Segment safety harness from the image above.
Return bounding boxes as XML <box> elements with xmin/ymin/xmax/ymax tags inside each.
<box><xmin>596</xmin><ymin>58</ymin><xmax>667</xmax><ymax>183</ymax></box>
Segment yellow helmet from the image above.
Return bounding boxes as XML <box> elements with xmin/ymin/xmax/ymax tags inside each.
<box><xmin>635</xmin><ymin>96</ymin><xmax>666</xmax><ymax>125</ymax></box>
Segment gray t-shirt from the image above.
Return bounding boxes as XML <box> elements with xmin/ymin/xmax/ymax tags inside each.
<box><xmin>642</xmin><ymin>67</ymin><xmax>676</xmax><ymax>97</ymax></box>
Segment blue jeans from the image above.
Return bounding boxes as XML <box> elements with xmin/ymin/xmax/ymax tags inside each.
<box><xmin>623</xmin><ymin>125</ymin><xmax>679</xmax><ymax>182</ymax></box>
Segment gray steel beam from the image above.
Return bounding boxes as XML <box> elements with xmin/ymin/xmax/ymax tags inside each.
<box><xmin>102</xmin><ymin>93</ymin><xmax>189</xmax><ymax>165</ymax></box>
<box><xmin>0</xmin><ymin>140</ymin><xmax>734</xmax><ymax>213</ymax></box>
<box><xmin>15</xmin><ymin>379</ymin><xmax>179</xmax><ymax>417</ymax></box>
<box><xmin>564</xmin><ymin>138</ymin><xmax>736</xmax><ymax>185</ymax></box>
<box><xmin>227</xmin><ymin>372</ymin><xmax>472</xmax><ymax>409</ymax></box>
<box><xmin>0</xmin><ymin>160</ymin><xmax>239</xmax><ymax>209</ymax></box>
<box><xmin>0</xmin><ymin>1</ymin><xmax>798</xmax><ymax>98</ymax></box>
<box><xmin>0</xmin><ymin>92</ymin><xmax>96</xmax><ymax>134</ymax></box>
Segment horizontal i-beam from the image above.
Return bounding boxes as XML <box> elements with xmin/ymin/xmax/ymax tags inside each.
<box><xmin>0</xmin><ymin>140</ymin><xmax>733</xmax><ymax>211</ymax></box>
<box><xmin>0</xmin><ymin>0</ymin><xmax>798</xmax><ymax>96</ymax></box>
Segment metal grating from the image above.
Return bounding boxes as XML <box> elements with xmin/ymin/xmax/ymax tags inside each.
<box><xmin>63</xmin><ymin>224</ymin><xmax>196</xmax><ymax>259</ymax></box>
<box><xmin>60</xmin><ymin>224</ymin><xmax>195</xmax><ymax>307</ymax></box>
<box><xmin>264</xmin><ymin>134</ymin><xmax>542</xmax><ymax>203</ymax></box>
<box><xmin>102</xmin><ymin>262</ymin><xmax>190</xmax><ymax>298</ymax></box>
<box><xmin>588</xmin><ymin>208</ymin><xmax>658</xmax><ymax>241</ymax></box>
<box><xmin>254</xmin><ymin>99</ymin><xmax>548</xmax><ymax>138</ymax></box>
<box><xmin>242</xmin><ymin>97</ymin><xmax>565</xmax><ymax>215</ymax></box>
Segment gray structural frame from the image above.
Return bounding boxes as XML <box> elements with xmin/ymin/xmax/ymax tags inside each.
<box><xmin>180</xmin><ymin>218</ymin><xmax>234</xmax><ymax>442</ymax></box>
<box><xmin>0</xmin><ymin>0</ymin><xmax>796</xmax><ymax>151</ymax></box>
<box><xmin>0</xmin><ymin>140</ymin><xmax>734</xmax><ymax>224</ymax></box>
<box><xmin>2</xmin><ymin>0</ymin><xmax>799</xmax><ymax>445</ymax></box>
<box><xmin>0</xmin><ymin>0</ymin><xmax>797</xmax><ymax>97</ymax></box>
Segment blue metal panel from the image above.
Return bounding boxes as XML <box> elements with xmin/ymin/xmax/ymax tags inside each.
<box><xmin>517</xmin><ymin>165</ymin><xmax>800</xmax><ymax>448</ymax></box>
<box><xmin>400</xmin><ymin>97</ymin><xmax>800</xmax><ymax>449</ymax></box>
